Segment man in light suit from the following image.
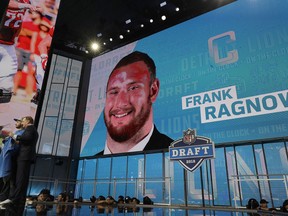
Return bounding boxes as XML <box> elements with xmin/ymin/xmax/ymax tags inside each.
<box><xmin>0</xmin><ymin>116</ymin><xmax>39</xmax><ymax>206</ymax></box>
<box><xmin>0</xmin><ymin>118</ymin><xmax>24</xmax><ymax>202</ymax></box>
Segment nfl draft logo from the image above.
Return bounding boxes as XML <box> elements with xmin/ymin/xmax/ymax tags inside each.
<box><xmin>169</xmin><ymin>129</ymin><xmax>215</xmax><ymax>172</ymax></box>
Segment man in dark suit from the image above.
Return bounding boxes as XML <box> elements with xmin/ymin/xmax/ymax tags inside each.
<box><xmin>101</xmin><ymin>51</ymin><xmax>173</xmax><ymax>155</ymax></box>
<box><xmin>0</xmin><ymin>116</ymin><xmax>39</xmax><ymax>206</ymax></box>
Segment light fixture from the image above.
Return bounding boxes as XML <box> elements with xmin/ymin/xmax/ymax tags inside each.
<box><xmin>125</xmin><ymin>19</ymin><xmax>131</xmax><ymax>24</ymax></box>
<box><xmin>149</xmin><ymin>19</ymin><xmax>153</xmax><ymax>23</ymax></box>
<box><xmin>175</xmin><ymin>7</ymin><xmax>180</xmax><ymax>12</ymax></box>
<box><xmin>97</xmin><ymin>33</ymin><xmax>102</xmax><ymax>37</ymax></box>
<box><xmin>91</xmin><ymin>42</ymin><xmax>99</xmax><ymax>51</ymax></box>
<box><xmin>161</xmin><ymin>15</ymin><xmax>166</xmax><ymax>21</ymax></box>
<box><xmin>119</xmin><ymin>35</ymin><xmax>124</xmax><ymax>39</ymax></box>
<box><xmin>160</xmin><ymin>1</ymin><xmax>167</xmax><ymax>7</ymax></box>
<box><xmin>109</xmin><ymin>38</ymin><xmax>113</xmax><ymax>41</ymax></box>
<box><xmin>140</xmin><ymin>24</ymin><xmax>144</xmax><ymax>28</ymax></box>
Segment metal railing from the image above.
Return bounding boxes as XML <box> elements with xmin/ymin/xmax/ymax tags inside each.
<box><xmin>28</xmin><ymin>176</ymin><xmax>171</xmax><ymax>204</ymax></box>
<box><xmin>229</xmin><ymin>174</ymin><xmax>288</xmax><ymax>208</ymax></box>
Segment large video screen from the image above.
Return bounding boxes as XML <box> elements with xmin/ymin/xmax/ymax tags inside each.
<box><xmin>81</xmin><ymin>0</ymin><xmax>288</xmax><ymax>156</ymax></box>
<box><xmin>0</xmin><ymin>0</ymin><xmax>60</xmax><ymax>132</ymax></box>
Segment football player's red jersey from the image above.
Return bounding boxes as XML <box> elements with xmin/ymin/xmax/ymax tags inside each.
<box><xmin>0</xmin><ymin>0</ymin><xmax>30</xmax><ymax>45</ymax></box>
<box><xmin>48</xmin><ymin>26</ymin><xmax>55</xmax><ymax>37</ymax></box>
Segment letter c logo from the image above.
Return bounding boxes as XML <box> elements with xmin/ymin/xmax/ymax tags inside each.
<box><xmin>208</xmin><ymin>31</ymin><xmax>238</xmax><ymax>65</ymax></box>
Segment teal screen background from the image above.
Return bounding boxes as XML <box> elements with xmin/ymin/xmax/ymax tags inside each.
<box><xmin>81</xmin><ymin>0</ymin><xmax>288</xmax><ymax>156</ymax></box>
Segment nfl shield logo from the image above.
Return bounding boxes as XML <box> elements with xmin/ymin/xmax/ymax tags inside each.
<box><xmin>183</xmin><ymin>129</ymin><xmax>196</xmax><ymax>144</ymax></box>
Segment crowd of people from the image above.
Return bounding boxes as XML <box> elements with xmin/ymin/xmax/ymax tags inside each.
<box><xmin>0</xmin><ymin>116</ymin><xmax>39</xmax><ymax>213</ymax></box>
<box><xmin>25</xmin><ymin>188</ymin><xmax>68</xmax><ymax>215</ymax></box>
<box><xmin>246</xmin><ymin>198</ymin><xmax>288</xmax><ymax>213</ymax></box>
<box><xmin>24</xmin><ymin>190</ymin><xmax>154</xmax><ymax>215</ymax></box>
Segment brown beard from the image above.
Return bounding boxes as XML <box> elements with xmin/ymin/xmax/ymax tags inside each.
<box><xmin>104</xmin><ymin>102</ymin><xmax>152</xmax><ymax>143</ymax></box>
<box><xmin>16</xmin><ymin>124</ymin><xmax>22</xmax><ymax>129</ymax></box>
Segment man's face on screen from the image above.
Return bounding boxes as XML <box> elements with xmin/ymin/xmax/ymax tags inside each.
<box><xmin>104</xmin><ymin>61</ymin><xmax>157</xmax><ymax>142</ymax></box>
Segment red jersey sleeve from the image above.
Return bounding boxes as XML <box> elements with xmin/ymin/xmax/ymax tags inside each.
<box><xmin>48</xmin><ymin>26</ymin><xmax>54</xmax><ymax>37</ymax></box>
<box><xmin>0</xmin><ymin>9</ymin><xmax>26</xmax><ymax>45</ymax></box>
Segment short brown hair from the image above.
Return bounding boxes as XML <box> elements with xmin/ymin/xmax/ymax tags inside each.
<box><xmin>23</xmin><ymin>116</ymin><xmax>34</xmax><ymax>124</ymax></box>
<box><xmin>110</xmin><ymin>51</ymin><xmax>156</xmax><ymax>85</ymax></box>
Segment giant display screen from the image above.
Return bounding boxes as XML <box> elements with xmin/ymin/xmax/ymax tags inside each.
<box><xmin>0</xmin><ymin>0</ymin><xmax>60</xmax><ymax>133</ymax></box>
<box><xmin>81</xmin><ymin>0</ymin><xmax>288</xmax><ymax>156</ymax></box>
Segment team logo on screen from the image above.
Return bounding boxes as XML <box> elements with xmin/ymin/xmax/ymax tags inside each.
<box><xmin>208</xmin><ymin>31</ymin><xmax>238</xmax><ymax>66</ymax></box>
<box><xmin>169</xmin><ymin>129</ymin><xmax>215</xmax><ymax>172</ymax></box>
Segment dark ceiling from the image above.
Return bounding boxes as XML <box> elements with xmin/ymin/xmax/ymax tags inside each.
<box><xmin>53</xmin><ymin>0</ymin><xmax>235</xmax><ymax>58</ymax></box>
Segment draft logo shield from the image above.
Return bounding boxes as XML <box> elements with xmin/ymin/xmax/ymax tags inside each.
<box><xmin>169</xmin><ymin>129</ymin><xmax>215</xmax><ymax>172</ymax></box>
